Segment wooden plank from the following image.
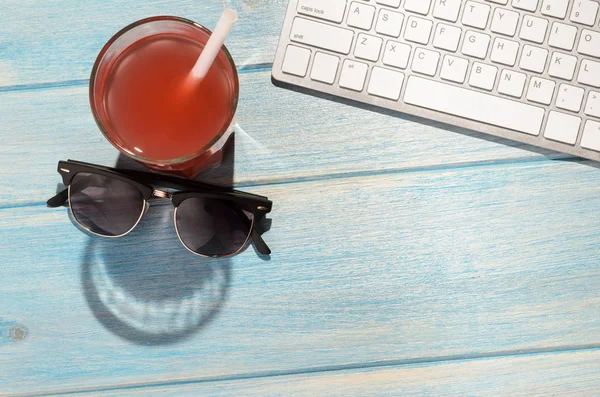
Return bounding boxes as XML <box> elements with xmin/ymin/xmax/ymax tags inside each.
<box><xmin>70</xmin><ymin>349</ymin><xmax>600</xmax><ymax>396</ymax></box>
<box><xmin>0</xmin><ymin>71</ymin><xmax>557</xmax><ymax>208</ymax></box>
<box><xmin>1</xmin><ymin>159</ymin><xmax>599</xmax><ymax>394</ymax></box>
<box><xmin>0</xmin><ymin>0</ymin><xmax>285</xmax><ymax>87</ymax></box>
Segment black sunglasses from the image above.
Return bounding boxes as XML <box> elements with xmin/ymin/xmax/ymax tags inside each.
<box><xmin>47</xmin><ymin>160</ymin><xmax>273</xmax><ymax>257</ymax></box>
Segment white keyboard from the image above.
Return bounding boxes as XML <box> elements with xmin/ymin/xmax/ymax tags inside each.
<box><xmin>272</xmin><ymin>0</ymin><xmax>600</xmax><ymax>161</ymax></box>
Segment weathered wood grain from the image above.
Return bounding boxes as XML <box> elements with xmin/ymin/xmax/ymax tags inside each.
<box><xmin>1</xmin><ymin>160</ymin><xmax>599</xmax><ymax>394</ymax></box>
<box><xmin>0</xmin><ymin>0</ymin><xmax>287</xmax><ymax>87</ymax></box>
<box><xmin>2</xmin><ymin>1</ymin><xmax>599</xmax><ymax>395</ymax></box>
<box><xmin>70</xmin><ymin>349</ymin><xmax>600</xmax><ymax>396</ymax></box>
<box><xmin>0</xmin><ymin>71</ymin><xmax>559</xmax><ymax>208</ymax></box>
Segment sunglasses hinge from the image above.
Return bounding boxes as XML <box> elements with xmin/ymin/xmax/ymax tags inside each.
<box><xmin>152</xmin><ymin>189</ymin><xmax>172</xmax><ymax>199</ymax></box>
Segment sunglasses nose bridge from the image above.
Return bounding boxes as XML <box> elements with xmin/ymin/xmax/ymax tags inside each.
<box><xmin>152</xmin><ymin>189</ymin><xmax>172</xmax><ymax>199</ymax></box>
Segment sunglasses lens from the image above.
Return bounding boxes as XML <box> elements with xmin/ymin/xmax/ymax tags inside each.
<box><xmin>69</xmin><ymin>172</ymin><xmax>145</xmax><ymax>237</ymax></box>
<box><xmin>175</xmin><ymin>197</ymin><xmax>254</xmax><ymax>257</ymax></box>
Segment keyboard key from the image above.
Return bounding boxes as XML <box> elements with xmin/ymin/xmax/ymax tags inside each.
<box><xmin>548</xmin><ymin>52</ymin><xmax>577</xmax><ymax>80</ymax></box>
<box><xmin>490</xmin><ymin>8</ymin><xmax>520</xmax><ymax>36</ymax></box>
<box><xmin>486</xmin><ymin>0</ymin><xmax>508</xmax><ymax>4</ymax></box>
<box><xmin>339</xmin><ymin>60</ymin><xmax>369</xmax><ymax>91</ymax></box>
<box><xmin>548</xmin><ymin>22</ymin><xmax>578</xmax><ymax>51</ymax></box>
<box><xmin>462</xmin><ymin>1</ymin><xmax>491</xmax><ymax>29</ymax></box>
<box><xmin>491</xmin><ymin>38</ymin><xmax>520</xmax><ymax>66</ymax></box>
<box><xmin>383</xmin><ymin>41</ymin><xmax>412</xmax><ymax>69</ymax></box>
<box><xmin>512</xmin><ymin>0</ymin><xmax>539</xmax><ymax>12</ymax></box>
<box><xmin>297</xmin><ymin>0</ymin><xmax>347</xmax><ymax>23</ymax></box>
<box><xmin>290</xmin><ymin>18</ymin><xmax>354</xmax><ymax>55</ymax></box>
<box><xmin>376</xmin><ymin>9</ymin><xmax>405</xmax><ymax>37</ymax></box>
<box><xmin>433</xmin><ymin>0</ymin><xmax>463</xmax><ymax>22</ymax></box>
<box><xmin>404</xmin><ymin>0</ymin><xmax>432</xmax><ymax>15</ymax></box>
<box><xmin>282</xmin><ymin>45</ymin><xmax>311</xmax><ymax>77</ymax></box>
<box><xmin>578</xmin><ymin>60</ymin><xmax>600</xmax><ymax>88</ymax></box>
<box><xmin>404</xmin><ymin>16</ymin><xmax>433</xmax><ymax>44</ymax></box>
<box><xmin>440</xmin><ymin>55</ymin><xmax>469</xmax><ymax>83</ymax></box>
<box><xmin>347</xmin><ymin>2</ymin><xmax>376</xmax><ymax>30</ymax></box>
<box><xmin>498</xmin><ymin>69</ymin><xmax>527</xmax><ymax>98</ymax></box>
<box><xmin>469</xmin><ymin>62</ymin><xmax>498</xmax><ymax>90</ymax></box>
<box><xmin>527</xmin><ymin>76</ymin><xmax>556</xmax><ymax>105</ymax></box>
<box><xmin>578</xmin><ymin>30</ymin><xmax>600</xmax><ymax>58</ymax></box>
<box><xmin>544</xmin><ymin>111</ymin><xmax>581</xmax><ymax>144</ymax></box>
<box><xmin>462</xmin><ymin>31</ymin><xmax>491</xmax><ymax>59</ymax></box>
<box><xmin>354</xmin><ymin>33</ymin><xmax>384</xmax><ymax>62</ymax></box>
<box><xmin>411</xmin><ymin>48</ymin><xmax>441</xmax><ymax>76</ymax></box>
<box><xmin>555</xmin><ymin>84</ymin><xmax>585</xmax><ymax>112</ymax></box>
<box><xmin>541</xmin><ymin>0</ymin><xmax>569</xmax><ymax>18</ymax></box>
<box><xmin>376</xmin><ymin>0</ymin><xmax>401</xmax><ymax>7</ymax></box>
<box><xmin>585</xmin><ymin>91</ymin><xmax>600</xmax><ymax>118</ymax></box>
<box><xmin>570</xmin><ymin>0</ymin><xmax>599</xmax><ymax>26</ymax></box>
<box><xmin>404</xmin><ymin>76</ymin><xmax>545</xmax><ymax>135</ymax></box>
<box><xmin>432</xmin><ymin>23</ymin><xmax>462</xmax><ymax>52</ymax></box>
<box><xmin>519</xmin><ymin>15</ymin><xmax>548</xmax><ymax>44</ymax></box>
<box><xmin>519</xmin><ymin>45</ymin><xmax>548</xmax><ymax>73</ymax></box>
<box><xmin>368</xmin><ymin>67</ymin><xmax>405</xmax><ymax>100</ymax></box>
<box><xmin>581</xmin><ymin>120</ymin><xmax>600</xmax><ymax>151</ymax></box>
<box><xmin>310</xmin><ymin>52</ymin><xmax>340</xmax><ymax>84</ymax></box>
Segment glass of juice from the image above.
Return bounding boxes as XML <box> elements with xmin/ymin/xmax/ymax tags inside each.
<box><xmin>90</xmin><ymin>16</ymin><xmax>239</xmax><ymax>178</ymax></box>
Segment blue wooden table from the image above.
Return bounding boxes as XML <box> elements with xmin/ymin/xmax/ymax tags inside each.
<box><xmin>1</xmin><ymin>1</ymin><xmax>600</xmax><ymax>395</ymax></box>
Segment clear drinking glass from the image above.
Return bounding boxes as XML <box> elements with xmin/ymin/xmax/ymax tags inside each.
<box><xmin>90</xmin><ymin>16</ymin><xmax>239</xmax><ymax>178</ymax></box>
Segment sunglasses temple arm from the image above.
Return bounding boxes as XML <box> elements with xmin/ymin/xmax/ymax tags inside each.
<box><xmin>251</xmin><ymin>227</ymin><xmax>271</xmax><ymax>255</ymax></box>
<box><xmin>227</xmin><ymin>202</ymin><xmax>271</xmax><ymax>256</ymax></box>
<box><xmin>47</xmin><ymin>189</ymin><xmax>69</xmax><ymax>208</ymax></box>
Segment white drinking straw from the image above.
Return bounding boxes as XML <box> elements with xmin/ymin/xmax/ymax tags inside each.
<box><xmin>190</xmin><ymin>9</ymin><xmax>238</xmax><ymax>81</ymax></box>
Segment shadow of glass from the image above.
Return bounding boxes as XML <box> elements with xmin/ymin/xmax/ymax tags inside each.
<box><xmin>80</xmin><ymin>203</ymin><xmax>231</xmax><ymax>346</ymax></box>
<box><xmin>81</xmin><ymin>135</ymin><xmax>243</xmax><ymax>345</ymax></box>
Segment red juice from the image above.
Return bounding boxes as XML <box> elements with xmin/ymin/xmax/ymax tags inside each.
<box><xmin>106</xmin><ymin>35</ymin><xmax>232</xmax><ymax>161</ymax></box>
<box><xmin>90</xmin><ymin>17</ymin><xmax>239</xmax><ymax>177</ymax></box>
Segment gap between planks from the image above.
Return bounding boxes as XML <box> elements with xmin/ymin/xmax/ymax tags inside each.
<box><xmin>7</xmin><ymin>344</ymin><xmax>600</xmax><ymax>397</ymax></box>
<box><xmin>0</xmin><ymin>154</ymin><xmax>580</xmax><ymax>212</ymax></box>
<box><xmin>0</xmin><ymin>63</ymin><xmax>273</xmax><ymax>94</ymax></box>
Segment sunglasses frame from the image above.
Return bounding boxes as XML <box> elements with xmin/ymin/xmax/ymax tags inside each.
<box><xmin>48</xmin><ymin>160</ymin><xmax>273</xmax><ymax>257</ymax></box>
